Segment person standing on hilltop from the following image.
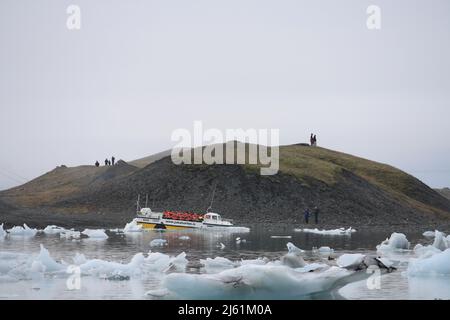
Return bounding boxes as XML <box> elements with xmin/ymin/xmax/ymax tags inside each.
<box><xmin>313</xmin><ymin>134</ymin><xmax>317</xmax><ymax>146</ymax></box>
<box><xmin>310</xmin><ymin>133</ymin><xmax>314</xmax><ymax>146</ymax></box>
<box><xmin>95</xmin><ymin>161</ymin><xmax>99</xmax><ymax>167</ymax></box>
<box><xmin>304</xmin><ymin>208</ymin><xmax>310</xmax><ymax>224</ymax></box>
<box><xmin>313</xmin><ymin>206</ymin><xmax>320</xmax><ymax>224</ymax></box>
<box><xmin>111</xmin><ymin>156</ymin><xmax>115</xmax><ymax>166</ymax></box>
<box><xmin>105</xmin><ymin>159</ymin><xmax>109</xmax><ymax>166</ymax></box>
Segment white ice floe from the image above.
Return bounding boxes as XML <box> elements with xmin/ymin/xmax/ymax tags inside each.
<box><xmin>336</xmin><ymin>253</ymin><xmax>365</xmax><ymax>269</ymax></box>
<box><xmin>82</xmin><ymin>229</ymin><xmax>109</xmax><ymax>239</ymax></box>
<box><xmin>408</xmin><ymin>248</ymin><xmax>450</xmax><ymax>277</ymax></box>
<box><xmin>217</xmin><ymin>242</ymin><xmax>226</xmax><ymax>250</ymax></box>
<box><xmin>123</xmin><ymin>219</ymin><xmax>143</xmax><ymax>233</ymax></box>
<box><xmin>150</xmin><ymin>239</ymin><xmax>167</xmax><ymax>247</ymax></box>
<box><xmin>178</xmin><ymin>236</ymin><xmax>190</xmax><ymax>241</ymax></box>
<box><xmin>295</xmin><ymin>227</ymin><xmax>356</xmax><ymax>236</ymax></box>
<box><xmin>43</xmin><ymin>225</ymin><xmax>66</xmax><ymax>234</ymax></box>
<box><xmin>158</xmin><ymin>264</ymin><xmax>351</xmax><ymax>299</ymax></box>
<box><xmin>0</xmin><ymin>224</ymin><xmax>6</xmax><ymax>239</ymax></box>
<box><xmin>7</xmin><ymin>224</ymin><xmax>38</xmax><ymax>237</ymax></box>
<box><xmin>376</xmin><ymin>232</ymin><xmax>410</xmax><ymax>252</ymax></box>
<box><xmin>60</xmin><ymin>230</ymin><xmax>81</xmax><ymax>240</ymax></box>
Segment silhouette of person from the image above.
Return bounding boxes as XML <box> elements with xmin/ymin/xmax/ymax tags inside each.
<box><xmin>95</xmin><ymin>161</ymin><xmax>99</xmax><ymax>167</ymax></box>
<box><xmin>313</xmin><ymin>134</ymin><xmax>317</xmax><ymax>146</ymax></box>
<box><xmin>304</xmin><ymin>208</ymin><xmax>310</xmax><ymax>224</ymax></box>
<box><xmin>313</xmin><ymin>206</ymin><xmax>320</xmax><ymax>224</ymax></box>
<box><xmin>111</xmin><ymin>156</ymin><xmax>115</xmax><ymax>166</ymax></box>
<box><xmin>105</xmin><ymin>159</ymin><xmax>109</xmax><ymax>166</ymax></box>
<box><xmin>310</xmin><ymin>133</ymin><xmax>314</xmax><ymax>146</ymax></box>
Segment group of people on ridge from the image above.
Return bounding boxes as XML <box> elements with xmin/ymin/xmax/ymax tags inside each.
<box><xmin>95</xmin><ymin>156</ymin><xmax>115</xmax><ymax>167</ymax></box>
<box><xmin>310</xmin><ymin>133</ymin><xmax>318</xmax><ymax>146</ymax></box>
<box><xmin>304</xmin><ymin>206</ymin><xmax>320</xmax><ymax>224</ymax></box>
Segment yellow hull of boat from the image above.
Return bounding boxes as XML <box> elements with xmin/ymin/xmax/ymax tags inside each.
<box><xmin>137</xmin><ymin>222</ymin><xmax>194</xmax><ymax>230</ymax></box>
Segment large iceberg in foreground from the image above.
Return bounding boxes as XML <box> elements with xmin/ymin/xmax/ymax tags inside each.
<box><xmin>295</xmin><ymin>227</ymin><xmax>356</xmax><ymax>236</ymax></box>
<box><xmin>158</xmin><ymin>264</ymin><xmax>351</xmax><ymax>300</ymax></box>
<box><xmin>408</xmin><ymin>248</ymin><xmax>450</xmax><ymax>277</ymax></box>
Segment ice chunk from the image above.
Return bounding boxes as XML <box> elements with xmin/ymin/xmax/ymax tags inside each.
<box><xmin>432</xmin><ymin>231</ymin><xmax>448</xmax><ymax>251</ymax></box>
<box><xmin>7</xmin><ymin>224</ymin><xmax>38</xmax><ymax>237</ymax></box>
<box><xmin>376</xmin><ymin>232</ymin><xmax>410</xmax><ymax>252</ymax></box>
<box><xmin>336</xmin><ymin>253</ymin><xmax>365</xmax><ymax>269</ymax></box>
<box><xmin>295</xmin><ymin>227</ymin><xmax>356</xmax><ymax>236</ymax></box>
<box><xmin>0</xmin><ymin>223</ymin><xmax>6</xmax><ymax>239</ymax></box>
<box><xmin>81</xmin><ymin>229</ymin><xmax>108</xmax><ymax>239</ymax></box>
<box><xmin>317</xmin><ymin>246</ymin><xmax>334</xmax><ymax>253</ymax></box>
<box><xmin>150</xmin><ymin>239</ymin><xmax>167</xmax><ymax>247</ymax></box>
<box><xmin>423</xmin><ymin>231</ymin><xmax>436</xmax><ymax>238</ymax></box>
<box><xmin>160</xmin><ymin>264</ymin><xmax>351</xmax><ymax>299</ymax></box>
<box><xmin>178</xmin><ymin>236</ymin><xmax>190</xmax><ymax>241</ymax></box>
<box><xmin>270</xmin><ymin>235</ymin><xmax>292</xmax><ymax>239</ymax></box>
<box><xmin>73</xmin><ymin>253</ymin><xmax>87</xmax><ymax>265</ymax></box>
<box><xmin>43</xmin><ymin>225</ymin><xmax>66</xmax><ymax>234</ymax></box>
<box><xmin>408</xmin><ymin>248</ymin><xmax>450</xmax><ymax>276</ymax></box>
<box><xmin>286</xmin><ymin>242</ymin><xmax>304</xmax><ymax>254</ymax></box>
<box><xmin>123</xmin><ymin>219</ymin><xmax>143</xmax><ymax>233</ymax></box>
<box><xmin>200</xmin><ymin>257</ymin><xmax>237</xmax><ymax>273</ymax></box>
<box><xmin>34</xmin><ymin>244</ymin><xmax>65</xmax><ymax>273</ymax></box>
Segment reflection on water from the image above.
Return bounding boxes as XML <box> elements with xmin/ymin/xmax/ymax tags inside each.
<box><xmin>0</xmin><ymin>224</ymin><xmax>448</xmax><ymax>300</ymax></box>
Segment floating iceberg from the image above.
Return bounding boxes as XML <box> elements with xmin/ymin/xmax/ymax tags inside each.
<box><xmin>178</xmin><ymin>236</ymin><xmax>190</xmax><ymax>241</ymax></box>
<box><xmin>376</xmin><ymin>232</ymin><xmax>410</xmax><ymax>252</ymax></box>
<box><xmin>159</xmin><ymin>264</ymin><xmax>351</xmax><ymax>299</ymax></box>
<box><xmin>295</xmin><ymin>227</ymin><xmax>356</xmax><ymax>236</ymax></box>
<box><xmin>200</xmin><ymin>257</ymin><xmax>238</xmax><ymax>273</ymax></box>
<box><xmin>43</xmin><ymin>225</ymin><xmax>66</xmax><ymax>234</ymax></box>
<box><xmin>270</xmin><ymin>235</ymin><xmax>292</xmax><ymax>239</ymax></box>
<box><xmin>0</xmin><ymin>245</ymin><xmax>188</xmax><ymax>282</ymax></box>
<box><xmin>408</xmin><ymin>248</ymin><xmax>450</xmax><ymax>277</ymax></box>
<box><xmin>7</xmin><ymin>224</ymin><xmax>38</xmax><ymax>237</ymax></box>
<box><xmin>82</xmin><ymin>229</ymin><xmax>108</xmax><ymax>239</ymax></box>
<box><xmin>150</xmin><ymin>239</ymin><xmax>167</xmax><ymax>247</ymax></box>
<box><xmin>123</xmin><ymin>219</ymin><xmax>143</xmax><ymax>233</ymax></box>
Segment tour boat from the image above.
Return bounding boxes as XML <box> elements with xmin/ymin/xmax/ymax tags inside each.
<box><xmin>134</xmin><ymin>192</ymin><xmax>233</xmax><ymax>230</ymax></box>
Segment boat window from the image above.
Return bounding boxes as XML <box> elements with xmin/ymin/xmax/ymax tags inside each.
<box><xmin>212</xmin><ymin>216</ymin><xmax>217</xmax><ymax>220</ymax></box>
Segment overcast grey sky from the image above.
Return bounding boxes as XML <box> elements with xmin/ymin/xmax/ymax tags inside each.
<box><xmin>1</xmin><ymin>0</ymin><xmax>449</xmax><ymax>190</ymax></box>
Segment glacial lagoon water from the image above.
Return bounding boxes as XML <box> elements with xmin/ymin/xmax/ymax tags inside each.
<box><xmin>1</xmin><ymin>224</ymin><xmax>449</xmax><ymax>300</ymax></box>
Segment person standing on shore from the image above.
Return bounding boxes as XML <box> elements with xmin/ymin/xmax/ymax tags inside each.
<box><xmin>310</xmin><ymin>133</ymin><xmax>314</xmax><ymax>146</ymax></box>
<box><xmin>104</xmin><ymin>159</ymin><xmax>109</xmax><ymax>166</ymax></box>
<box><xmin>111</xmin><ymin>156</ymin><xmax>115</xmax><ymax>166</ymax></box>
<box><xmin>313</xmin><ymin>134</ymin><xmax>317</xmax><ymax>146</ymax></box>
<box><xmin>95</xmin><ymin>161</ymin><xmax>99</xmax><ymax>167</ymax></box>
<box><xmin>304</xmin><ymin>208</ymin><xmax>310</xmax><ymax>224</ymax></box>
<box><xmin>313</xmin><ymin>206</ymin><xmax>320</xmax><ymax>224</ymax></box>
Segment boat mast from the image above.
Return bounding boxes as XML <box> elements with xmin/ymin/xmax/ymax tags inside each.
<box><xmin>207</xmin><ymin>183</ymin><xmax>217</xmax><ymax>213</ymax></box>
<box><xmin>145</xmin><ymin>194</ymin><xmax>149</xmax><ymax>208</ymax></box>
<box><xmin>136</xmin><ymin>194</ymin><xmax>141</xmax><ymax>213</ymax></box>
